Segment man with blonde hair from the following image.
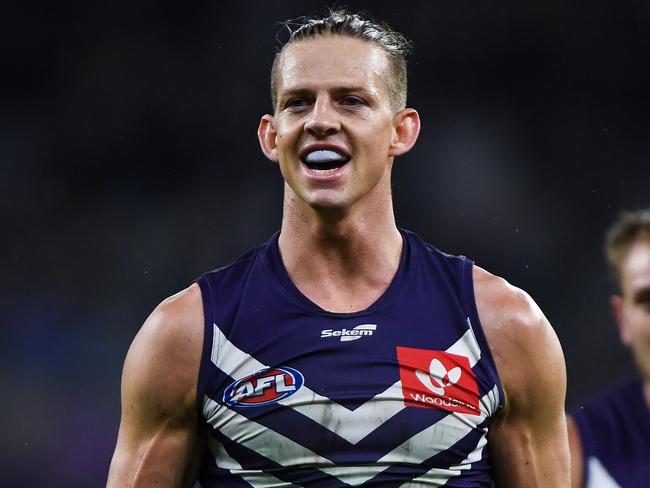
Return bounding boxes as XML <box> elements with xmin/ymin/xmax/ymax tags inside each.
<box><xmin>108</xmin><ymin>10</ymin><xmax>569</xmax><ymax>487</ymax></box>
<box><xmin>568</xmin><ymin>209</ymin><xmax>650</xmax><ymax>487</ymax></box>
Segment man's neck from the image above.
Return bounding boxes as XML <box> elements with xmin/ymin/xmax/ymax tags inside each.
<box><xmin>278</xmin><ymin>197</ymin><xmax>403</xmax><ymax>313</ymax></box>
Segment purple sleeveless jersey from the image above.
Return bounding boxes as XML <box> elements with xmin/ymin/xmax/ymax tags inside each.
<box><xmin>572</xmin><ymin>381</ymin><xmax>650</xmax><ymax>488</ymax></box>
<box><xmin>195</xmin><ymin>229</ymin><xmax>505</xmax><ymax>487</ymax></box>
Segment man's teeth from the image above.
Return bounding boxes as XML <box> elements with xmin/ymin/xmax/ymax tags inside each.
<box><xmin>304</xmin><ymin>150</ymin><xmax>346</xmax><ymax>164</ymax></box>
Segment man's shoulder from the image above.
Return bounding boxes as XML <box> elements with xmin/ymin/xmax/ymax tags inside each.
<box><xmin>121</xmin><ymin>283</ymin><xmax>205</xmax><ymax>420</ymax></box>
<box><xmin>472</xmin><ymin>265</ymin><xmax>564</xmax><ymax>409</ymax></box>
<box><xmin>404</xmin><ymin>230</ymin><xmax>473</xmax><ymax>286</ymax></box>
<box><xmin>129</xmin><ymin>283</ymin><xmax>203</xmax><ymax>376</ymax></box>
<box><xmin>201</xmin><ymin>239</ymin><xmax>271</xmax><ymax>276</ymax></box>
<box><xmin>405</xmin><ymin>228</ymin><xmax>468</xmax><ymax>263</ymax></box>
<box><xmin>148</xmin><ymin>283</ymin><xmax>204</xmax><ymax>340</ymax></box>
<box><xmin>129</xmin><ymin>284</ymin><xmax>205</xmax><ymax>378</ymax></box>
<box><xmin>472</xmin><ymin>265</ymin><xmax>548</xmax><ymax>340</ymax></box>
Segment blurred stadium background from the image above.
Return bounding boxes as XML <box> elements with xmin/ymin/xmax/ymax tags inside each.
<box><xmin>2</xmin><ymin>1</ymin><xmax>648</xmax><ymax>485</ymax></box>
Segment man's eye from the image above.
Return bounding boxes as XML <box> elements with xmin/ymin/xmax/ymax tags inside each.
<box><xmin>286</xmin><ymin>98</ymin><xmax>307</xmax><ymax>109</ymax></box>
<box><xmin>634</xmin><ymin>289</ymin><xmax>650</xmax><ymax>307</ymax></box>
<box><xmin>341</xmin><ymin>97</ymin><xmax>363</xmax><ymax>107</ymax></box>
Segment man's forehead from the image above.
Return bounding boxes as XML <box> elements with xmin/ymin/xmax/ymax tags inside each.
<box><xmin>276</xmin><ymin>36</ymin><xmax>390</xmax><ymax>93</ymax></box>
<box><xmin>622</xmin><ymin>240</ymin><xmax>650</xmax><ymax>289</ymax></box>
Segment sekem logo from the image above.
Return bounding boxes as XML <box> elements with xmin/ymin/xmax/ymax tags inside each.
<box><xmin>397</xmin><ymin>346</ymin><xmax>480</xmax><ymax>416</ymax></box>
<box><xmin>224</xmin><ymin>366</ymin><xmax>304</xmax><ymax>407</ymax></box>
<box><xmin>320</xmin><ymin>323</ymin><xmax>377</xmax><ymax>342</ymax></box>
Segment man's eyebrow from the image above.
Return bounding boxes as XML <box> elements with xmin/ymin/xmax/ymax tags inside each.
<box><xmin>279</xmin><ymin>86</ymin><xmax>378</xmax><ymax>97</ymax></box>
<box><xmin>330</xmin><ymin>85</ymin><xmax>374</xmax><ymax>92</ymax></box>
<box><xmin>277</xmin><ymin>88</ymin><xmax>311</xmax><ymax>100</ymax></box>
<box><xmin>332</xmin><ymin>86</ymin><xmax>379</xmax><ymax>97</ymax></box>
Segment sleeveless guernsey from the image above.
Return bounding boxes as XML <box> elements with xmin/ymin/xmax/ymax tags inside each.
<box><xmin>195</xmin><ymin>229</ymin><xmax>504</xmax><ymax>487</ymax></box>
<box><xmin>572</xmin><ymin>381</ymin><xmax>650</xmax><ymax>488</ymax></box>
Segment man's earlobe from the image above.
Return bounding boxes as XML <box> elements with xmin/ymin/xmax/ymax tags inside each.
<box><xmin>388</xmin><ymin>108</ymin><xmax>421</xmax><ymax>158</ymax></box>
<box><xmin>258</xmin><ymin>114</ymin><xmax>280</xmax><ymax>163</ymax></box>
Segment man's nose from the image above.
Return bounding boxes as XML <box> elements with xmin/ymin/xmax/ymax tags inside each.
<box><xmin>304</xmin><ymin>98</ymin><xmax>340</xmax><ymax>137</ymax></box>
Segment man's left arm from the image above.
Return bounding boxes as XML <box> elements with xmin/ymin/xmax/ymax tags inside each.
<box><xmin>475</xmin><ymin>267</ymin><xmax>570</xmax><ymax>487</ymax></box>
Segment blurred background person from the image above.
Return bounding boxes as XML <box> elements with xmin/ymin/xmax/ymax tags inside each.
<box><xmin>568</xmin><ymin>209</ymin><xmax>650</xmax><ymax>488</ymax></box>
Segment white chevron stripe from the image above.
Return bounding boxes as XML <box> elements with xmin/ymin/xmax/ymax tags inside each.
<box><xmin>399</xmin><ymin>424</ymin><xmax>488</xmax><ymax>487</ymax></box>
<box><xmin>204</xmin><ymin>397</ymin><xmax>332</xmax><ymax>467</ymax></box>
<box><xmin>478</xmin><ymin>383</ymin><xmax>501</xmax><ymax>423</ymax></box>
<box><xmin>286</xmin><ymin>379</ymin><xmax>406</xmax><ymax>443</ymax></box>
<box><xmin>204</xmin><ymin>386</ymin><xmax>497</xmax><ymax>487</ymax></box>
<box><xmin>587</xmin><ymin>457</ymin><xmax>621</xmax><ymax>488</ymax></box>
<box><xmin>450</xmin><ymin>318</ymin><xmax>482</xmax><ymax>363</ymax></box>
<box><xmin>320</xmin><ymin>387</ymin><xmax>494</xmax><ymax>485</ymax></box>
<box><xmin>210</xmin><ymin>322</ymin><xmax>487</xmax><ymax>444</ymax></box>
<box><xmin>206</xmin><ymin>436</ymin><xmax>300</xmax><ymax>488</ymax></box>
<box><xmin>207</xmin><ymin>433</ymin><xmax>241</xmax><ymax>470</ymax></box>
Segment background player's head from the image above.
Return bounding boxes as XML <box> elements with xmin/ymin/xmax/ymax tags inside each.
<box><xmin>270</xmin><ymin>9</ymin><xmax>411</xmax><ymax>114</ymax></box>
<box><xmin>606</xmin><ymin>209</ymin><xmax>650</xmax><ymax>379</ymax></box>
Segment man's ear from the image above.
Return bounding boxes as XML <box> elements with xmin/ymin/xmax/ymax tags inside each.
<box><xmin>258</xmin><ymin>114</ymin><xmax>279</xmax><ymax>163</ymax></box>
<box><xmin>610</xmin><ymin>294</ymin><xmax>631</xmax><ymax>346</ymax></box>
<box><xmin>388</xmin><ymin>108</ymin><xmax>421</xmax><ymax>157</ymax></box>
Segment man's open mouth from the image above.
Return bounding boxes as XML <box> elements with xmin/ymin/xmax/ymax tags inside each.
<box><xmin>301</xmin><ymin>149</ymin><xmax>350</xmax><ymax>170</ymax></box>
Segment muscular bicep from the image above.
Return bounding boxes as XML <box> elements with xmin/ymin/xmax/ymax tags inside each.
<box><xmin>108</xmin><ymin>285</ymin><xmax>204</xmax><ymax>487</ymax></box>
<box><xmin>488</xmin><ymin>312</ymin><xmax>570</xmax><ymax>487</ymax></box>
<box><xmin>475</xmin><ymin>268</ymin><xmax>570</xmax><ymax>487</ymax></box>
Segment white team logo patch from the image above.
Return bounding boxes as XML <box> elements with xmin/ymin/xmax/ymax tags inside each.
<box><xmin>320</xmin><ymin>324</ymin><xmax>377</xmax><ymax>342</ymax></box>
<box><xmin>415</xmin><ymin>359</ymin><xmax>462</xmax><ymax>396</ymax></box>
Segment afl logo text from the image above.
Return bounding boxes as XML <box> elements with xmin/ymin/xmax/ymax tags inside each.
<box><xmin>224</xmin><ymin>367</ymin><xmax>304</xmax><ymax>407</ymax></box>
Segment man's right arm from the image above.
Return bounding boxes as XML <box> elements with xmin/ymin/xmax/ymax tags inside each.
<box><xmin>107</xmin><ymin>284</ymin><xmax>204</xmax><ymax>487</ymax></box>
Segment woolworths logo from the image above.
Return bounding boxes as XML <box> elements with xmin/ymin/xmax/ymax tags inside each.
<box><xmin>320</xmin><ymin>324</ymin><xmax>377</xmax><ymax>342</ymax></box>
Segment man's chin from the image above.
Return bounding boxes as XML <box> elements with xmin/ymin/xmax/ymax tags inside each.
<box><xmin>295</xmin><ymin>188</ymin><xmax>348</xmax><ymax>208</ymax></box>
<box><xmin>309</xmin><ymin>197</ymin><xmax>349</xmax><ymax>212</ymax></box>
<box><xmin>284</xmin><ymin>185</ymin><xmax>356</xmax><ymax>217</ymax></box>
<box><xmin>303</xmin><ymin>195</ymin><xmax>353</xmax><ymax>218</ymax></box>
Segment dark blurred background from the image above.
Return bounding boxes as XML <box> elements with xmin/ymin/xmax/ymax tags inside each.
<box><xmin>2</xmin><ymin>0</ymin><xmax>648</xmax><ymax>485</ymax></box>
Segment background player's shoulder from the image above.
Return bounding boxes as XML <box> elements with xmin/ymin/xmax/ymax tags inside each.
<box><xmin>573</xmin><ymin>380</ymin><xmax>644</xmax><ymax>424</ymax></box>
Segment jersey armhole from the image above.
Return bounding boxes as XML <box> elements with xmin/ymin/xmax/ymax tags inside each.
<box><xmin>460</xmin><ymin>258</ymin><xmax>506</xmax><ymax>411</ymax></box>
<box><xmin>195</xmin><ymin>275</ymin><xmax>215</xmax><ymax>415</ymax></box>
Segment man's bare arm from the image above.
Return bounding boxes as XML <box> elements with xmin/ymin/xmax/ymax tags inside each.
<box><xmin>567</xmin><ymin>416</ymin><xmax>585</xmax><ymax>488</ymax></box>
<box><xmin>475</xmin><ymin>267</ymin><xmax>570</xmax><ymax>487</ymax></box>
<box><xmin>107</xmin><ymin>284</ymin><xmax>204</xmax><ymax>487</ymax></box>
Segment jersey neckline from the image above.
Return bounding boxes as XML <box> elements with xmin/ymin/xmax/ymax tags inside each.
<box><xmin>262</xmin><ymin>229</ymin><xmax>416</xmax><ymax>318</ymax></box>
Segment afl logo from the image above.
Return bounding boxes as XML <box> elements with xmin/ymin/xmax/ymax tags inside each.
<box><xmin>223</xmin><ymin>366</ymin><xmax>304</xmax><ymax>407</ymax></box>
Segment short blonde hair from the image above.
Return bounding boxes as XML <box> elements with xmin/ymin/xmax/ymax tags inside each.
<box><xmin>270</xmin><ymin>9</ymin><xmax>411</xmax><ymax>113</ymax></box>
<box><xmin>606</xmin><ymin>209</ymin><xmax>650</xmax><ymax>286</ymax></box>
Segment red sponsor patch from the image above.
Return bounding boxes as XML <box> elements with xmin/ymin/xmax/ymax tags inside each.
<box><xmin>397</xmin><ymin>346</ymin><xmax>480</xmax><ymax>415</ymax></box>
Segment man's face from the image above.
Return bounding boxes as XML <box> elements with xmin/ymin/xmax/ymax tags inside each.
<box><xmin>261</xmin><ymin>36</ymin><xmax>405</xmax><ymax>212</ymax></box>
<box><xmin>613</xmin><ymin>239</ymin><xmax>650</xmax><ymax>380</ymax></box>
